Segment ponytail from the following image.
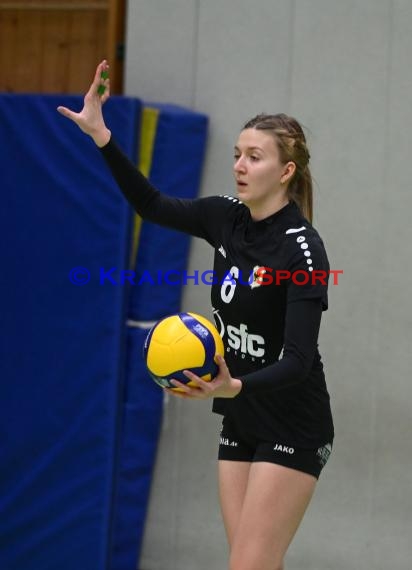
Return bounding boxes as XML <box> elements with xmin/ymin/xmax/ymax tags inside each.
<box><xmin>287</xmin><ymin>164</ymin><xmax>313</xmax><ymax>223</ymax></box>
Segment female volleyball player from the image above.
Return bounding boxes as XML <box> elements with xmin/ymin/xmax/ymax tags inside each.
<box><xmin>58</xmin><ymin>60</ymin><xmax>334</xmax><ymax>570</ymax></box>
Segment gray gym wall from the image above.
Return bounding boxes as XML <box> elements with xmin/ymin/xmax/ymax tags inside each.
<box><xmin>124</xmin><ymin>1</ymin><xmax>412</xmax><ymax>569</ymax></box>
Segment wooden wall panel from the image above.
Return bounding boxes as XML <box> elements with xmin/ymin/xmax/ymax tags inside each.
<box><xmin>40</xmin><ymin>13</ymin><xmax>71</xmax><ymax>93</ymax></box>
<box><xmin>66</xmin><ymin>10</ymin><xmax>107</xmax><ymax>94</ymax></box>
<box><xmin>0</xmin><ymin>0</ymin><xmax>124</xmax><ymax>94</ymax></box>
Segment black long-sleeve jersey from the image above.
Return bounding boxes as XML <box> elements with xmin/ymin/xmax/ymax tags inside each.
<box><xmin>100</xmin><ymin>138</ymin><xmax>334</xmax><ymax>448</ymax></box>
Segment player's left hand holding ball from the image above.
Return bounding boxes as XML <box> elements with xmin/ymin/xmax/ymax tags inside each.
<box><xmin>168</xmin><ymin>355</ymin><xmax>243</xmax><ymax>400</ymax></box>
<box><xmin>57</xmin><ymin>60</ymin><xmax>112</xmax><ymax>148</ymax></box>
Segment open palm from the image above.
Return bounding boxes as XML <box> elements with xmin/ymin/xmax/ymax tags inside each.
<box><xmin>57</xmin><ymin>60</ymin><xmax>111</xmax><ymax>144</ymax></box>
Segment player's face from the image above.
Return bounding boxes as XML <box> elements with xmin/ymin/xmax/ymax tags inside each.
<box><xmin>233</xmin><ymin>129</ymin><xmax>289</xmax><ymax>211</ymax></box>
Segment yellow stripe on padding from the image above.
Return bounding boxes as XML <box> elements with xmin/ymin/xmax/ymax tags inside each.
<box><xmin>130</xmin><ymin>107</ymin><xmax>160</xmax><ymax>267</ymax></box>
<box><xmin>139</xmin><ymin>107</ymin><xmax>160</xmax><ymax>177</ymax></box>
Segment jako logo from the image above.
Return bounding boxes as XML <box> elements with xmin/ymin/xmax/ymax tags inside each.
<box><xmin>273</xmin><ymin>444</ymin><xmax>295</xmax><ymax>454</ymax></box>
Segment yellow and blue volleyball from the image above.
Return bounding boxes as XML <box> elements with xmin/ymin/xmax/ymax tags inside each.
<box><xmin>143</xmin><ymin>312</ymin><xmax>224</xmax><ymax>390</ymax></box>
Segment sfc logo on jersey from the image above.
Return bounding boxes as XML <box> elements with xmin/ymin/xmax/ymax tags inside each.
<box><xmin>250</xmin><ymin>266</ymin><xmax>268</xmax><ymax>289</ymax></box>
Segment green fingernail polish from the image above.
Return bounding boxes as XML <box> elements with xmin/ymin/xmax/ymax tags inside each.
<box><xmin>98</xmin><ymin>71</ymin><xmax>109</xmax><ymax>95</ymax></box>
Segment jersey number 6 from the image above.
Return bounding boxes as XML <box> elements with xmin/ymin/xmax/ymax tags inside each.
<box><xmin>221</xmin><ymin>265</ymin><xmax>239</xmax><ymax>304</ymax></box>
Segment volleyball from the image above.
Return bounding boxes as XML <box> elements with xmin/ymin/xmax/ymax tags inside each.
<box><xmin>143</xmin><ymin>312</ymin><xmax>224</xmax><ymax>391</ymax></box>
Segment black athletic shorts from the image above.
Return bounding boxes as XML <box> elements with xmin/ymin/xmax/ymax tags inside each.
<box><xmin>218</xmin><ymin>416</ymin><xmax>332</xmax><ymax>479</ymax></box>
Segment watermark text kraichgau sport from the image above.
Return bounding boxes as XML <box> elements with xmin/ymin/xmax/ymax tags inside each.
<box><xmin>68</xmin><ymin>266</ymin><xmax>343</xmax><ymax>287</ymax></box>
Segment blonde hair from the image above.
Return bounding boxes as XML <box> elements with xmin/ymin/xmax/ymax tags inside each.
<box><xmin>243</xmin><ymin>113</ymin><xmax>313</xmax><ymax>222</ymax></box>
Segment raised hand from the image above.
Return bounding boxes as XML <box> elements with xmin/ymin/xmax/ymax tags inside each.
<box><xmin>57</xmin><ymin>60</ymin><xmax>111</xmax><ymax>147</ymax></box>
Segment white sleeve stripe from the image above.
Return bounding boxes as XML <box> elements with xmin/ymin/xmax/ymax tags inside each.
<box><xmin>285</xmin><ymin>226</ymin><xmax>306</xmax><ymax>234</ymax></box>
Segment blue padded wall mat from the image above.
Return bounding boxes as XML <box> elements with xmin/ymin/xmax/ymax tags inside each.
<box><xmin>110</xmin><ymin>104</ymin><xmax>208</xmax><ymax>570</ymax></box>
<box><xmin>109</xmin><ymin>326</ymin><xmax>163</xmax><ymax>570</ymax></box>
<box><xmin>0</xmin><ymin>94</ymin><xmax>140</xmax><ymax>570</ymax></box>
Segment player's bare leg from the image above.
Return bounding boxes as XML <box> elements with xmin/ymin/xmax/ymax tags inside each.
<box><xmin>228</xmin><ymin>462</ymin><xmax>317</xmax><ymax>570</ymax></box>
<box><xmin>218</xmin><ymin>460</ymin><xmax>251</xmax><ymax>547</ymax></box>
